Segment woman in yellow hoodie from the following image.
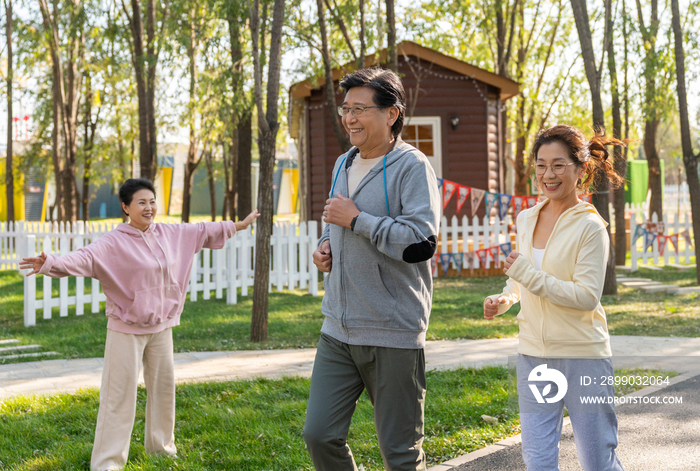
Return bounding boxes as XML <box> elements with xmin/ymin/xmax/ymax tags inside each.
<box><xmin>484</xmin><ymin>125</ymin><xmax>625</xmax><ymax>471</ymax></box>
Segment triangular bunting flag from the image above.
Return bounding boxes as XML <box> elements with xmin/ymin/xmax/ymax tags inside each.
<box><xmin>476</xmin><ymin>249</ymin><xmax>488</xmax><ymax>268</ymax></box>
<box><xmin>580</xmin><ymin>193</ymin><xmax>592</xmax><ymax>203</ymax></box>
<box><xmin>456</xmin><ymin>185</ymin><xmax>471</xmax><ymax>214</ymax></box>
<box><xmin>437</xmin><ymin>178</ymin><xmax>444</xmax><ymax>190</ymax></box>
<box><xmin>657</xmin><ymin>235</ymin><xmax>668</xmax><ymax>256</ymax></box>
<box><xmin>525</xmin><ymin>196</ymin><xmax>538</xmax><ymax>208</ymax></box>
<box><xmin>643</xmin><ymin>231</ymin><xmax>657</xmax><ymax>252</ymax></box>
<box><xmin>500</xmin><ymin>242</ymin><xmax>512</xmax><ymax>258</ymax></box>
<box><xmin>489</xmin><ymin>246</ymin><xmax>500</xmax><ymax>264</ymax></box>
<box><xmin>484</xmin><ymin>192</ymin><xmax>499</xmax><ymax>216</ymax></box>
<box><xmin>452</xmin><ymin>253</ymin><xmax>464</xmax><ymax>274</ymax></box>
<box><xmin>512</xmin><ymin>196</ymin><xmax>525</xmax><ymax>220</ymax></box>
<box><xmin>631</xmin><ymin>225</ymin><xmax>646</xmax><ymax>244</ymax></box>
<box><xmin>498</xmin><ymin>194</ymin><xmax>512</xmax><ymax>219</ymax></box>
<box><xmin>680</xmin><ymin>229</ymin><xmax>693</xmax><ymax>248</ymax></box>
<box><xmin>443</xmin><ymin>181</ymin><xmax>457</xmax><ymax>209</ymax></box>
<box><xmin>440</xmin><ymin>253</ymin><xmax>452</xmax><ymax>275</ymax></box>
<box><xmin>470</xmin><ymin>188</ymin><xmax>486</xmax><ymax>217</ymax></box>
<box><xmin>464</xmin><ymin>252</ymin><xmax>477</xmax><ymax>270</ymax></box>
<box><xmin>669</xmin><ymin>234</ymin><xmax>680</xmax><ymax>254</ymax></box>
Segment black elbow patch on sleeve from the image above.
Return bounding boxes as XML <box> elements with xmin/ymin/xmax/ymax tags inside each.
<box><xmin>403</xmin><ymin>235</ymin><xmax>437</xmax><ymax>263</ymax></box>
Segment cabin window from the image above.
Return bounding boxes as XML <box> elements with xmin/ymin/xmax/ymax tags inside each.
<box><xmin>401</xmin><ymin>116</ymin><xmax>442</xmax><ymax>178</ymax></box>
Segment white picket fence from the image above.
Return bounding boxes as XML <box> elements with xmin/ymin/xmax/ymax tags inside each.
<box><xmin>629</xmin><ymin>209</ymin><xmax>695</xmax><ymax>271</ymax></box>
<box><xmin>20</xmin><ymin>221</ymin><xmax>319</xmax><ymax>327</ymax></box>
<box><xmin>1</xmin><ymin>221</ymin><xmax>118</xmax><ymax>270</ymax></box>
<box><xmin>664</xmin><ymin>183</ymin><xmax>692</xmax><ymax>212</ymax></box>
<box><xmin>437</xmin><ymin>214</ymin><xmax>514</xmax><ymax>272</ymax></box>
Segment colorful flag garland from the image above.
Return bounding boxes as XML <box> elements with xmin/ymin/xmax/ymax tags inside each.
<box><xmin>436</xmin><ymin>177</ymin><xmax>589</xmax><ymax>220</ymax></box>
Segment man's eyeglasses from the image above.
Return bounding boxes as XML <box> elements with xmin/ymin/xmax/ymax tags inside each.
<box><xmin>535</xmin><ymin>162</ymin><xmax>576</xmax><ymax>175</ymax></box>
<box><xmin>337</xmin><ymin>105</ymin><xmax>382</xmax><ymax>117</ymax></box>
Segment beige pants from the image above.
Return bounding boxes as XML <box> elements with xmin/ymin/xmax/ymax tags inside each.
<box><xmin>91</xmin><ymin>328</ymin><xmax>177</xmax><ymax>471</ymax></box>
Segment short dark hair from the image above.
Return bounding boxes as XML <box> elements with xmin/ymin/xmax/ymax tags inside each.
<box><xmin>339</xmin><ymin>68</ymin><xmax>406</xmax><ymax>139</ymax></box>
<box><xmin>119</xmin><ymin>178</ymin><xmax>156</xmax><ymax>214</ymax></box>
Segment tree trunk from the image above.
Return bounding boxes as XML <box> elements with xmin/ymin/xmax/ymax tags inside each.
<box><xmin>316</xmin><ymin>0</ymin><xmax>351</xmax><ymax>152</ymax></box>
<box><xmin>39</xmin><ymin>0</ymin><xmax>84</xmax><ymax>222</ymax></box>
<box><xmin>671</xmin><ymin>0</ymin><xmax>700</xmax><ymax>283</ymax></box>
<box><xmin>51</xmin><ymin>71</ymin><xmax>63</xmax><ymax>222</ymax></box>
<box><xmin>182</xmin><ymin>6</ymin><xmax>199</xmax><ymax>223</ymax></box>
<box><xmin>227</xmin><ymin>10</ymin><xmax>244</xmax><ymax>220</ymax></box>
<box><xmin>204</xmin><ymin>149</ymin><xmax>217</xmax><ymax>221</ymax></box>
<box><xmin>622</xmin><ymin>0</ymin><xmax>631</xmax><ymax>261</ymax></box>
<box><xmin>249</xmin><ymin>0</ymin><xmax>285</xmax><ymax>342</ymax></box>
<box><xmin>182</xmin><ymin>158</ymin><xmax>199</xmax><ymax>223</ymax></box>
<box><xmin>385</xmin><ymin>0</ymin><xmax>398</xmax><ymax>72</ymax></box>
<box><xmin>644</xmin><ymin>119</ymin><xmax>663</xmax><ymax>219</ymax></box>
<box><xmin>124</xmin><ymin>0</ymin><xmax>165</xmax><ymax>181</ymax></box>
<box><xmin>82</xmin><ymin>73</ymin><xmax>92</xmax><ymax>222</ymax></box>
<box><xmin>514</xmin><ymin>82</ymin><xmax>527</xmax><ymax>195</ymax></box>
<box><xmin>5</xmin><ymin>0</ymin><xmax>14</xmax><ymax>222</ymax></box>
<box><xmin>636</xmin><ymin>0</ymin><xmax>662</xmax><ymax>220</ymax></box>
<box><xmin>606</xmin><ymin>0</ymin><xmax>627</xmax><ymax>266</ymax></box>
<box><xmin>570</xmin><ymin>0</ymin><xmax>616</xmax><ymax>294</ymax></box>
<box><xmin>237</xmin><ymin>110</ymin><xmax>252</xmax><ymax>220</ymax></box>
<box><xmin>359</xmin><ymin>0</ymin><xmax>366</xmax><ymax>68</ymax></box>
<box><xmin>82</xmin><ymin>157</ymin><xmax>90</xmax><ymax>221</ymax></box>
<box><xmin>222</xmin><ymin>139</ymin><xmax>234</xmax><ymax>220</ymax></box>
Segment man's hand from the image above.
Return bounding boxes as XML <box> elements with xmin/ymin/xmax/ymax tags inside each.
<box><xmin>503</xmin><ymin>251</ymin><xmax>522</xmax><ymax>273</ymax></box>
<box><xmin>484</xmin><ymin>296</ymin><xmax>504</xmax><ymax>320</ymax></box>
<box><xmin>323</xmin><ymin>195</ymin><xmax>360</xmax><ymax>229</ymax></box>
<box><xmin>20</xmin><ymin>252</ymin><xmax>47</xmax><ymax>277</ymax></box>
<box><xmin>313</xmin><ymin>240</ymin><xmax>333</xmax><ymax>273</ymax></box>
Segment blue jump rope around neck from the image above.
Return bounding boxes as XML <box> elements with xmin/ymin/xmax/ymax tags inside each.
<box><xmin>329</xmin><ymin>147</ymin><xmax>392</xmax><ymax>216</ymax></box>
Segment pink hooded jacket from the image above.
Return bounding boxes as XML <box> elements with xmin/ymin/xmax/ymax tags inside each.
<box><xmin>38</xmin><ymin>221</ymin><xmax>237</xmax><ymax>335</ymax></box>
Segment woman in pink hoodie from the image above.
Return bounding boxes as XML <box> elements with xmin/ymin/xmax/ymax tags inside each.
<box><xmin>20</xmin><ymin>178</ymin><xmax>259</xmax><ymax>471</ymax></box>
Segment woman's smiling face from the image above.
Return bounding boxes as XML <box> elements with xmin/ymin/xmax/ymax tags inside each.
<box><xmin>535</xmin><ymin>141</ymin><xmax>586</xmax><ymax>201</ymax></box>
<box><xmin>123</xmin><ymin>189</ymin><xmax>157</xmax><ymax>231</ymax></box>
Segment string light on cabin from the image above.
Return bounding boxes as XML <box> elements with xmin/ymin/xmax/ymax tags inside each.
<box><xmin>304</xmin><ymin>56</ymin><xmax>508</xmax><ymax>113</ymax></box>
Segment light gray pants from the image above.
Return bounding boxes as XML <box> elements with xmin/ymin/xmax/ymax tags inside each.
<box><xmin>517</xmin><ymin>354</ymin><xmax>625</xmax><ymax>471</ymax></box>
<box><xmin>303</xmin><ymin>333</ymin><xmax>427</xmax><ymax>471</ymax></box>
<box><xmin>91</xmin><ymin>328</ymin><xmax>177</xmax><ymax>471</ymax></box>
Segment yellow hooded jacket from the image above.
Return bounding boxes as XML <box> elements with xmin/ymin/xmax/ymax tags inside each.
<box><xmin>489</xmin><ymin>200</ymin><xmax>612</xmax><ymax>358</ymax></box>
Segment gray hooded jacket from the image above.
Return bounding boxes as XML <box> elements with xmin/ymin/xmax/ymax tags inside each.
<box><xmin>319</xmin><ymin>139</ymin><xmax>441</xmax><ymax>349</ymax></box>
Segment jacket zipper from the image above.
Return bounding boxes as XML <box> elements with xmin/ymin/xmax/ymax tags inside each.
<box><xmin>531</xmin><ymin>203</ymin><xmax>580</xmax><ymax>357</ymax></box>
<box><xmin>340</xmin><ymin>165</ymin><xmax>348</xmax><ymax>332</ymax></box>
<box><xmin>139</xmin><ymin>230</ymin><xmax>166</xmax><ymax>287</ymax></box>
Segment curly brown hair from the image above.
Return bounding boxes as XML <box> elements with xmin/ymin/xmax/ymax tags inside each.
<box><xmin>531</xmin><ymin>125</ymin><xmax>626</xmax><ymax>190</ymax></box>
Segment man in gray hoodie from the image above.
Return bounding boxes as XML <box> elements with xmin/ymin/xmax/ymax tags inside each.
<box><xmin>302</xmin><ymin>68</ymin><xmax>441</xmax><ymax>471</ymax></box>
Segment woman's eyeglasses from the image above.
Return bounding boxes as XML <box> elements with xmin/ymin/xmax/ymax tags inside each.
<box><xmin>535</xmin><ymin>162</ymin><xmax>576</xmax><ymax>175</ymax></box>
<box><xmin>337</xmin><ymin>105</ymin><xmax>381</xmax><ymax>117</ymax></box>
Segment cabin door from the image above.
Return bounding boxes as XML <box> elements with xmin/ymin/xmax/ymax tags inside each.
<box><xmin>401</xmin><ymin>116</ymin><xmax>443</xmax><ymax>178</ymax></box>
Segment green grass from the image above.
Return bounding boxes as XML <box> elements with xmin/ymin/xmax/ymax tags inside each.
<box><xmin>604</xmin><ymin>267</ymin><xmax>700</xmax><ymax>337</ymax></box>
<box><xmin>0</xmin><ymin>367</ymin><xmax>518</xmax><ymax>471</ymax></box>
<box><xmin>0</xmin><ymin>265</ymin><xmax>698</xmax><ymax>364</ymax></box>
<box><xmin>0</xmin><ymin>364</ymin><xmax>677</xmax><ymax>471</ymax></box>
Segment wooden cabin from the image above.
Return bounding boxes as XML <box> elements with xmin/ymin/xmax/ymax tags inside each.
<box><xmin>289</xmin><ymin>41</ymin><xmax>519</xmax><ymax>223</ymax></box>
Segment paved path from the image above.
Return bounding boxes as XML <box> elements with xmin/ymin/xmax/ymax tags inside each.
<box><xmin>2</xmin><ymin>335</ymin><xmax>700</xmax><ymax>470</ymax></box>
<box><xmin>2</xmin><ymin>336</ymin><xmax>700</xmax><ymax>400</ymax></box>
<box><xmin>444</xmin><ymin>372</ymin><xmax>700</xmax><ymax>471</ymax></box>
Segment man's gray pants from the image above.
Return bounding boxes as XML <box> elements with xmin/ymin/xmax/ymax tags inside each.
<box><xmin>303</xmin><ymin>333</ymin><xmax>427</xmax><ymax>471</ymax></box>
